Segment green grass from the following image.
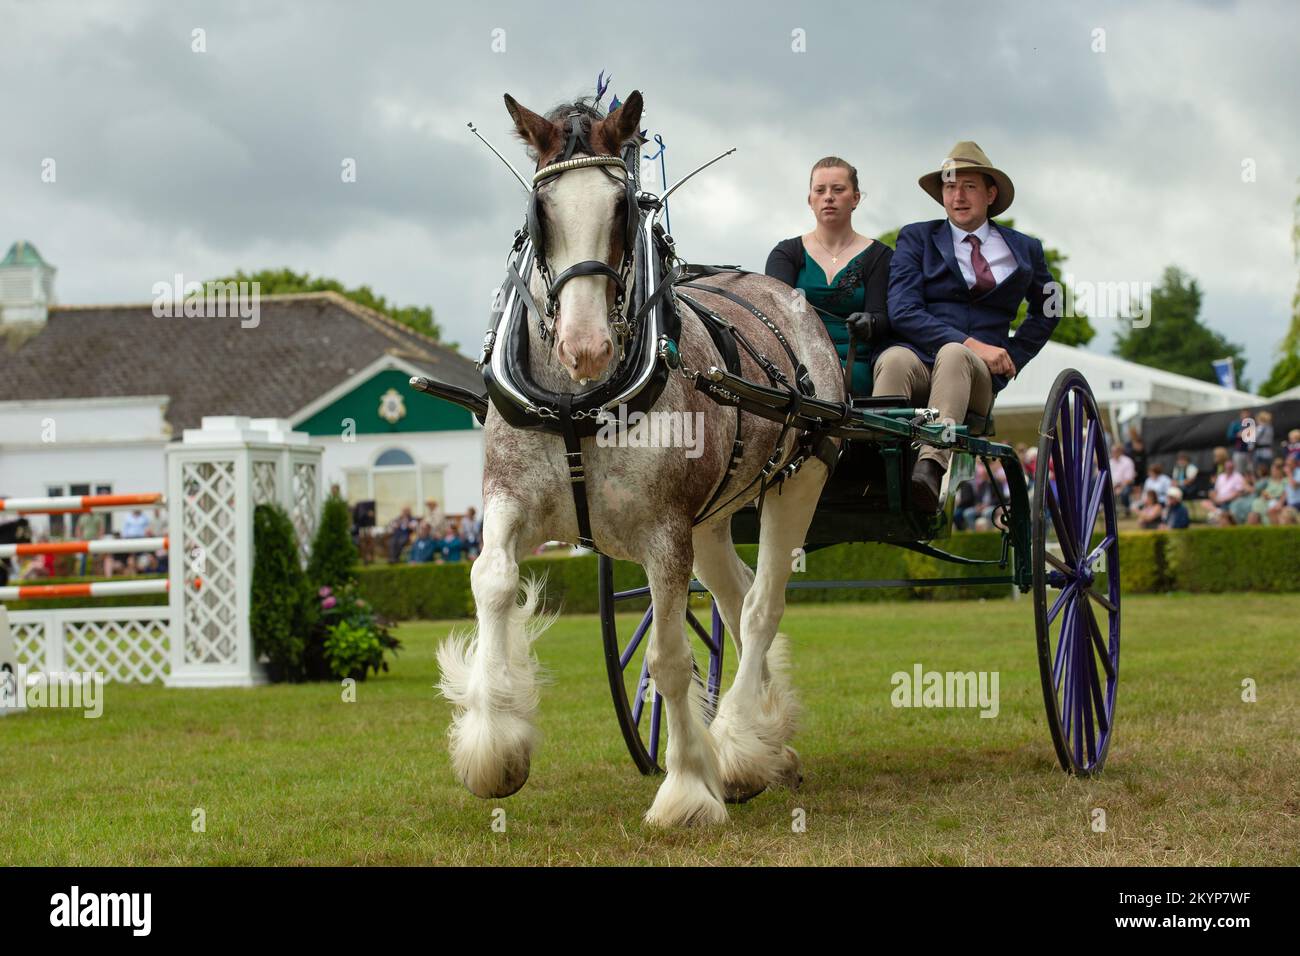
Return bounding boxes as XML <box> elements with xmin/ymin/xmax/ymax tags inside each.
<box><xmin>1</xmin><ymin>593</ymin><xmax>1296</xmax><ymax>865</ymax></box>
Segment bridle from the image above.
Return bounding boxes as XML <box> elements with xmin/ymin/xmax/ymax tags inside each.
<box><xmin>527</xmin><ymin>110</ymin><xmax>641</xmax><ymax>363</ymax></box>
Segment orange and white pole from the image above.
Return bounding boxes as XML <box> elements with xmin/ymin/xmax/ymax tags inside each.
<box><xmin>0</xmin><ymin>536</ymin><xmax>168</xmax><ymax>558</ymax></box>
<box><xmin>0</xmin><ymin>579</ymin><xmax>169</xmax><ymax>601</ymax></box>
<box><xmin>0</xmin><ymin>493</ymin><xmax>164</xmax><ymax>515</ymax></box>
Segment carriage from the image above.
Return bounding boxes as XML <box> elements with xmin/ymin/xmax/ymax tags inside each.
<box><xmin>412</xmin><ymin>123</ymin><xmax>1121</xmax><ymax>793</ymax></box>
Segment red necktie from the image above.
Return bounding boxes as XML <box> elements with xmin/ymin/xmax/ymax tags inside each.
<box><xmin>964</xmin><ymin>234</ymin><xmax>996</xmax><ymax>294</ymax></box>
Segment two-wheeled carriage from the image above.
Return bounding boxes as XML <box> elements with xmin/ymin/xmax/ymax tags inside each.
<box><xmin>412</xmin><ymin>123</ymin><xmax>1121</xmax><ymax>796</ymax></box>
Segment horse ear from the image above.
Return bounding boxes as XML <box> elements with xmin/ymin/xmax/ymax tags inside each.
<box><xmin>595</xmin><ymin>90</ymin><xmax>644</xmax><ymax>154</ymax></box>
<box><xmin>504</xmin><ymin>93</ymin><xmax>559</xmax><ymax>162</ymax></box>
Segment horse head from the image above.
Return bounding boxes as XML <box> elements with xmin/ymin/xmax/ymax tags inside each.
<box><xmin>504</xmin><ymin>90</ymin><xmax>644</xmax><ymax>384</ymax></box>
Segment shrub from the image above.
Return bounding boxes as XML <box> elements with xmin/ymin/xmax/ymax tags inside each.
<box><xmin>309</xmin><ymin>583</ymin><xmax>401</xmax><ymax>680</ymax></box>
<box><xmin>251</xmin><ymin>503</ymin><xmax>316</xmax><ymax>681</ymax></box>
<box><xmin>1165</xmin><ymin>525</ymin><xmax>1300</xmax><ymax>592</ymax></box>
<box><xmin>307</xmin><ymin>493</ymin><xmax>358</xmax><ymax>590</ymax></box>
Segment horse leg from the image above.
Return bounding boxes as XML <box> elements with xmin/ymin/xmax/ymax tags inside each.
<box><xmin>643</xmin><ymin>533</ymin><xmax>728</xmax><ymax>827</ymax></box>
<box><xmin>710</xmin><ymin>460</ymin><xmax>829</xmax><ymax>800</ymax></box>
<box><xmin>691</xmin><ymin>520</ymin><xmax>755</xmax><ymax>664</ymax></box>
<box><xmin>437</xmin><ymin>495</ymin><xmax>551</xmax><ymax>799</ymax></box>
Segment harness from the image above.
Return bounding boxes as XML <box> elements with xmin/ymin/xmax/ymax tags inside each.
<box><xmin>467</xmin><ymin>113</ymin><xmax>838</xmax><ymax>553</ymax></box>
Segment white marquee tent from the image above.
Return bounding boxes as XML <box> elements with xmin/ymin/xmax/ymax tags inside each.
<box><xmin>991</xmin><ymin>342</ymin><xmax>1264</xmax><ymax>445</ymax></box>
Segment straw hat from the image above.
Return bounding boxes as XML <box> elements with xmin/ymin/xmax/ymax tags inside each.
<box><xmin>918</xmin><ymin>141</ymin><xmax>1015</xmax><ymax>217</ymax></box>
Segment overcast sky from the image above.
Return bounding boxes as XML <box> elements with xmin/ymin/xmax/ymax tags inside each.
<box><xmin>2</xmin><ymin>0</ymin><xmax>1296</xmax><ymax>386</ymax></box>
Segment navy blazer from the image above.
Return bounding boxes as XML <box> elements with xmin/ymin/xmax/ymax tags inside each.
<box><xmin>882</xmin><ymin>219</ymin><xmax>1058</xmax><ymax>392</ymax></box>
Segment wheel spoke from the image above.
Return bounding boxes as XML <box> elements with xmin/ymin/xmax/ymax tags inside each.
<box><xmin>1054</xmin><ymin>596</ymin><xmax>1076</xmax><ymax>695</ymax></box>
<box><xmin>1084</xmin><ymin>532</ymin><xmax>1116</xmax><ymax>572</ymax></box>
<box><xmin>620</xmin><ymin>606</ymin><xmax>654</xmax><ymax>670</ymax></box>
<box><xmin>1085</xmin><ymin>587</ymin><xmax>1118</xmax><ymax>615</ymax></box>
<box><xmin>1044</xmin><ymin>549</ymin><xmax>1073</xmax><ymax>576</ymax></box>
<box><xmin>648</xmin><ymin>693</ymin><xmax>663</xmax><ymax>762</ymax></box>
<box><xmin>685</xmin><ymin>608</ymin><xmax>717</xmax><ymax>653</ymax></box>
<box><xmin>1046</xmin><ymin>480</ymin><xmax>1080</xmax><ymax>565</ymax></box>
<box><xmin>1046</xmin><ymin>579</ymin><xmax>1076</xmax><ymax>625</ymax></box>
<box><xmin>1079</xmin><ymin>469</ymin><xmax>1108</xmax><ymax>558</ymax></box>
<box><xmin>1082</xmin><ymin>608</ymin><xmax>1111</xmax><ymax>735</ymax></box>
<box><xmin>1050</xmin><ymin>429</ymin><xmax>1076</xmax><ymax>540</ymax></box>
<box><xmin>631</xmin><ymin>656</ymin><xmax>651</xmax><ymax>725</ymax></box>
<box><xmin>1081</xmin><ymin>599</ymin><xmax>1117</xmax><ymax>682</ymax></box>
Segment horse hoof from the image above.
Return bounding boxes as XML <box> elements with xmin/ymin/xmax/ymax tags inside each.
<box><xmin>724</xmin><ymin>781</ymin><xmax>767</xmax><ymax>804</ymax></box>
<box><xmin>462</xmin><ymin>758</ymin><xmax>530</xmax><ymax>799</ymax></box>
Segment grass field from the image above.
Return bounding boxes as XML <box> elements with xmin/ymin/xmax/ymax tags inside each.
<box><xmin>1</xmin><ymin>593</ymin><xmax>1296</xmax><ymax>866</ymax></box>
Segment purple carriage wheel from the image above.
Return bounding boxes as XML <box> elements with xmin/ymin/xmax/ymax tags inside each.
<box><xmin>1032</xmin><ymin>369</ymin><xmax>1121</xmax><ymax>776</ymax></box>
<box><xmin>598</xmin><ymin>555</ymin><xmax>726</xmax><ymax>775</ymax></box>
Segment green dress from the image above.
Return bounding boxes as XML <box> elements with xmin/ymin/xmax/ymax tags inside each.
<box><xmin>796</xmin><ymin>247</ymin><xmax>873</xmax><ymax>395</ymax></box>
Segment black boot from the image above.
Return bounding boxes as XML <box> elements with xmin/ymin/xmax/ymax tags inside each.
<box><xmin>910</xmin><ymin>458</ymin><xmax>946</xmax><ymax>513</ymax></box>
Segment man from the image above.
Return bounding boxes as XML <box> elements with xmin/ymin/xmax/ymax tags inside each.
<box><xmin>408</xmin><ymin>522</ymin><xmax>438</xmax><ymax>563</ymax></box>
<box><xmin>1227</xmin><ymin>409</ymin><xmax>1253</xmax><ymax>478</ymax></box>
<box><xmin>1171</xmin><ymin>452</ymin><xmax>1199</xmax><ymax>497</ymax></box>
<box><xmin>1108</xmin><ymin>444</ymin><xmax>1136</xmax><ymax>514</ymax></box>
<box><xmin>386</xmin><ymin>506</ymin><xmax>418</xmax><ymax>563</ymax></box>
<box><xmin>878</xmin><ymin>142</ymin><xmax>1059</xmax><ymax>510</ymax></box>
<box><xmin>1162</xmin><ymin>486</ymin><xmax>1190</xmax><ymax>529</ymax></box>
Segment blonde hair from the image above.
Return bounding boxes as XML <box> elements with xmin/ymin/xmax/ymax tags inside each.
<box><xmin>809</xmin><ymin>156</ymin><xmax>859</xmax><ymax>193</ymax></box>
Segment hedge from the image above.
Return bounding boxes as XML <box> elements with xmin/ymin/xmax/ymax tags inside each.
<box><xmin>353</xmin><ymin>525</ymin><xmax>1300</xmax><ymax>621</ymax></box>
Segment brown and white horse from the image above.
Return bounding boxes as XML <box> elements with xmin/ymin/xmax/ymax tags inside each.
<box><xmin>438</xmin><ymin>90</ymin><xmax>845</xmax><ymax>826</ymax></box>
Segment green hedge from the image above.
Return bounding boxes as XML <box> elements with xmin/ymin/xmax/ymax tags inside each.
<box><xmin>1165</xmin><ymin>526</ymin><xmax>1300</xmax><ymax>593</ymax></box>
<box><xmin>353</xmin><ymin>525</ymin><xmax>1300</xmax><ymax>622</ymax></box>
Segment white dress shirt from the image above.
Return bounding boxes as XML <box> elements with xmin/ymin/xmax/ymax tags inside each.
<box><xmin>949</xmin><ymin>219</ymin><xmax>1016</xmax><ymax>290</ymax></box>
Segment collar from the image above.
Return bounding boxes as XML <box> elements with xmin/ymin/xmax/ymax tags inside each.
<box><xmin>948</xmin><ymin>218</ymin><xmax>992</xmax><ymax>245</ymax></box>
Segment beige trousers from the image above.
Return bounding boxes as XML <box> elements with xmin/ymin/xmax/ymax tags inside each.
<box><xmin>872</xmin><ymin>343</ymin><xmax>994</xmax><ymax>468</ymax></box>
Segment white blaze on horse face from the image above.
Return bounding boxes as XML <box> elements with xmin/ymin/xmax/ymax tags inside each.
<box><xmin>543</xmin><ymin>166</ymin><xmax>620</xmax><ymax>382</ymax></box>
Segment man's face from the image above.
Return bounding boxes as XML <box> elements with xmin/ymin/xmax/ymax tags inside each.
<box><xmin>942</xmin><ymin>171</ymin><xmax>996</xmax><ymax>230</ymax></box>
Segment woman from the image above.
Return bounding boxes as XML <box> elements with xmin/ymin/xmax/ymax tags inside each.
<box><xmin>765</xmin><ymin>156</ymin><xmax>892</xmax><ymax>397</ymax></box>
<box><xmin>1137</xmin><ymin>489</ymin><xmax>1163</xmax><ymax>530</ymax></box>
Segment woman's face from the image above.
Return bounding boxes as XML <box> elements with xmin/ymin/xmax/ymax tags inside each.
<box><xmin>808</xmin><ymin>167</ymin><xmax>859</xmax><ymax>226</ymax></box>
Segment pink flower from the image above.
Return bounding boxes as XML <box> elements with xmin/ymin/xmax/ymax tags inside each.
<box><xmin>319</xmin><ymin>586</ymin><xmax>332</xmax><ymax>597</ymax></box>
<box><xmin>322</xmin><ymin>596</ymin><xmax>337</xmax><ymax>609</ymax></box>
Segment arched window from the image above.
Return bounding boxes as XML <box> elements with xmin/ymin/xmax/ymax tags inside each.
<box><xmin>374</xmin><ymin>448</ymin><xmax>415</xmax><ymax>467</ymax></box>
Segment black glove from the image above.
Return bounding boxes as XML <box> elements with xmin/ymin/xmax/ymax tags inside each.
<box><xmin>846</xmin><ymin>311</ymin><xmax>887</xmax><ymax>343</ymax></box>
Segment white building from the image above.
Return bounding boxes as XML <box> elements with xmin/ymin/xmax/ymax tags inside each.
<box><xmin>0</xmin><ymin>243</ymin><xmax>486</xmax><ymax>537</ymax></box>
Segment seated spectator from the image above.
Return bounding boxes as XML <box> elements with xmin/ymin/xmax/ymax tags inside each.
<box><xmin>408</xmin><ymin>521</ymin><xmax>438</xmax><ymax>563</ymax></box>
<box><xmin>1137</xmin><ymin>489</ymin><xmax>1163</xmax><ymax>529</ymax></box>
<box><xmin>437</xmin><ymin>520</ymin><xmax>465</xmax><ymax>564</ymax></box>
<box><xmin>1142</xmin><ymin>462</ymin><xmax>1172</xmax><ymax>504</ymax></box>
<box><xmin>1204</xmin><ymin>459</ymin><xmax>1246</xmax><ymax>525</ymax></box>
<box><xmin>1171</xmin><ymin>453</ymin><xmax>1199</xmax><ymax>497</ymax></box>
<box><xmin>1162</xmin><ymin>486</ymin><xmax>1190</xmax><ymax>529</ymax></box>
<box><xmin>1228</xmin><ymin>469</ymin><xmax>1259</xmax><ymax>526</ymax></box>
<box><xmin>955</xmin><ymin>461</ymin><xmax>997</xmax><ymax>531</ymax></box>
<box><xmin>386</xmin><ymin>506</ymin><xmax>418</xmax><ymax>563</ymax></box>
<box><xmin>458</xmin><ymin>507</ymin><xmax>482</xmax><ymax>559</ymax></box>
<box><xmin>1285</xmin><ymin>429</ymin><xmax>1300</xmax><ymax>468</ymax></box>
<box><xmin>1109</xmin><ymin>444</ymin><xmax>1136</xmax><ymax>515</ymax></box>
<box><xmin>1248</xmin><ymin>459</ymin><xmax>1289</xmax><ymax>525</ymax></box>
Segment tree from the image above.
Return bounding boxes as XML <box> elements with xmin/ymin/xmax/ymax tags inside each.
<box><xmin>307</xmin><ymin>493</ymin><xmax>359</xmax><ymax>590</ymax></box>
<box><xmin>1259</xmin><ymin>185</ymin><xmax>1300</xmax><ymax>397</ymax></box>
<box><xmin>203</xmin><ymin>268</ymin><xmax>445</xmax><ymax>342</ymax></box>
<box><xmin>874</xmin><ymin>220</ymin><xmax>1095</xmax><ymax>346</ymax></box>
<box><xmin>1114</xmin><ymin>265</ymin><xmax>1247</xmax><ymax>388</ymax></box>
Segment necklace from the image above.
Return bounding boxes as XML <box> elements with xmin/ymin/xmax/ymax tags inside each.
<box><xmin>812</xmin><ymin>232</ymin><xmax>858</xmax><ymax>265</ymax></box>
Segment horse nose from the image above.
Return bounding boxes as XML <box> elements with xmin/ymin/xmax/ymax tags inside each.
<box><xmin>559</xmin><ymin>336</ymin><xmax>614</xmax><ymax>381</ymax></box>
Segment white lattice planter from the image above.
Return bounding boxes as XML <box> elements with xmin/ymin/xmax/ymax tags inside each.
<box><xmin>165</xmin><ymin>417</ymin><xmax>322</xmax><ymax>688</ymax></box>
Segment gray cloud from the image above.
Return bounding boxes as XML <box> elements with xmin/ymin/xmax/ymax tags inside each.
<box><xmin>2</xmin><ymin>0</ymin><xmax>1295</xmax><ymax>381</ymax></box>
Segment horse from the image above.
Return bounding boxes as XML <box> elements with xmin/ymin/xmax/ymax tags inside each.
<box><xmin>437</xmin><ymin>90</ymin><xmax>846</xmax><ymax>826</ymax></box>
